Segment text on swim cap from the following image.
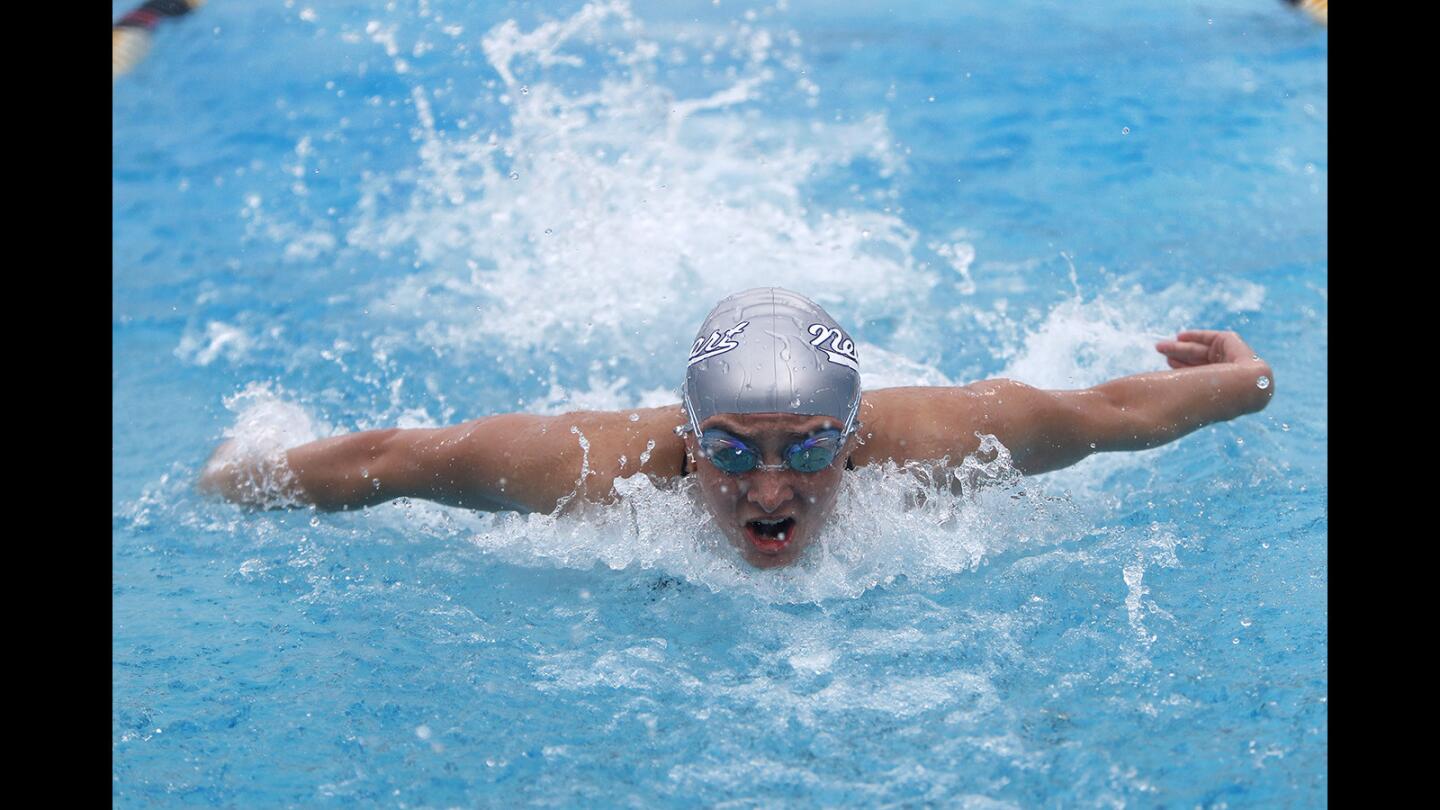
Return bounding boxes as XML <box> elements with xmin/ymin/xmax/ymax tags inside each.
<box><xmin>688</xmin><ymin>321</ymin><xmax>750</xmax><ymax>367</ymax></box>
<box><xmin>807</xmin><ymin>324</ymin><xmax>859</xmax><ymax>371</ymax></box>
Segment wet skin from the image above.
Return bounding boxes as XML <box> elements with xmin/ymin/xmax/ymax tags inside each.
<box><xmin>683</xmin><ymin>412</ymin><xmax>857</xmax><ymax>568</ymax></box>
<box><xmin>202</xmin><ymin>330</ymin><xmax>1274</xmax><ymax>572</ymax></box>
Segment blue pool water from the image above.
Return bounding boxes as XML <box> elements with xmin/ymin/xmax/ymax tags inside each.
<box><xmin>113</xmin><ymin>0</ymin><xmax>1327</xmax><ymax>805</ymax></box>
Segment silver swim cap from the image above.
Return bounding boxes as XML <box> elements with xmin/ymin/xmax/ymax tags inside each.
<box><xmin>683</xmin><ymin>287</ymin><xmax>861</xmax><ymax>435</ymax></box>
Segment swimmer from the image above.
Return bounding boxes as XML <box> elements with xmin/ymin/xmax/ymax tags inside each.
<box><xmin>200</xmin><ymin>287</ymin><xmax>1274</xmax><ymax>568</ymax></box>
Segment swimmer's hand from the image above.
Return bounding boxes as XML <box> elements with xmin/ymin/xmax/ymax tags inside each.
<box><xmin>1083</xmin><ymin>326</ymin><xmax>1275</xmax><ymax>451</ymax></box>
<box><xmin>198</xmin><ymin>438</ymin><xmax>310</xmax><ymax>508</ymax></box>
<box><xmin>1154</xmin><ymin>329</ymin><xmax>1268</xmax><ymax>372</ymax></box>
<box><xmin>1153</xmin><ymin>329</ymin><xmax>1275</xmax><ymax>421</ymax></box>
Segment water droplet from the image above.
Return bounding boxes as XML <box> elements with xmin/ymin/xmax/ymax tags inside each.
<box><xmin>310</xmin><ymin>516</ymin><xmax>320</xmax><ymax>527</ymax></box>
<box><xmin>1281</xmin><ymin>422</ymin><xmax>1290</xmax><ymax>431</ymax></box>
<box><xmin>1121</xmin><ymin>126</ymin><xmax>1131</xmax><ymax>135</ymax></box>
<box><xmin>415</xmin><ymin>725</ymin><xmax>432</xmax><ymax>740</ymax></box>
<box><xmin>1256</xmin><ymin>375</ymin><xmax>1270</xmax><ymax>389</ymax></box>
<box><xmin>1232</xmin><ymin>638</ymin><xmax>1240</xmax><ymax>645</ymax></box>
<box><xmin>1240</xmin><ymin>618</ymin><xmax>1252</xmax><ymax>627</ymax></box>
<box><xmin>628</xmin><ymin>413</ymin><xmax>640</xmax><ymax>422</ymax></box>
<box><xmin>1089</xmin><ymin>442</ymin><xmax>1097</xmax><ymax>449</ymax></box>
<box><xmin>519</xmin><ymin>85</ymin><xmax>529</xmax><ymax>95</ymax></box>
<box><xmin>509</xmin><ymin>171</ymin><xmax>519</xmax><ymax>180</ymax></box>
<box><xmin>544</xmin><ymin>228</ymin><xmax>553</xmax><ymax>235</ymax></box>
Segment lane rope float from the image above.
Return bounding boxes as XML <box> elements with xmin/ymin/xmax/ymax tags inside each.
<box><xmin>113</xmin><ymin>0</ymin><xmax>206</xmax><ymax>82</ymax></box>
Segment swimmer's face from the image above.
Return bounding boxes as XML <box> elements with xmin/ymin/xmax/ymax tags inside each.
<box><xmin>685</xmin><ymin>413</ymin><xmax>854</xmax><ymax>568</ymax></box>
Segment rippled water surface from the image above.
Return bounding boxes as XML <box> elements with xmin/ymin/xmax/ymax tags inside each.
<box><xmin>113</xmin><ymin>1</ymin><xmax>1326</xmax><ymax>805</ymax></box>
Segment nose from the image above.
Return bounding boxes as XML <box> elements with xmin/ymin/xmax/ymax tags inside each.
<box><xmin>745</xmin><ymin>471</ymin><xmax>795</xmax><ymax>513</ymax></box>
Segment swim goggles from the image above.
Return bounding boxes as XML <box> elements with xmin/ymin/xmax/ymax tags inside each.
<box><xmin>698</xmin><ymin>428</ymin><xmax>845</xmax><ymax>475</ymax></box>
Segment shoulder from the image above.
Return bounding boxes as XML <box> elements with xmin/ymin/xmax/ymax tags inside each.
<box><xmin>847</xmin><ymin>383</ymin><xmax>1035</xmax><ymax>467</ymax></box>
<box><xmin>859</xmin><ymin>381</ymin><xmax>1050</xmax><ymax>421</ymax></box>
<box><xmin>855</xmin><ymin>383</ymin><xmax>1019</xmax><ymax>427</ymax></box>
<box><xmin>545</xmin><ymin>404</ymin><xmax>689</xmax><ymax>486</ymax></box>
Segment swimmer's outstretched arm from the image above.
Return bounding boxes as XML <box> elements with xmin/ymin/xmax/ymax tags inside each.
<box><xmin>854</xmin><ymin>329</ymin><xmax>1275</xmax><ymax>476</ymax></box>
<box><xmin>198</xmin><ymin>407</ymin><xmax>687</xmax><ymax>513</ymax></box>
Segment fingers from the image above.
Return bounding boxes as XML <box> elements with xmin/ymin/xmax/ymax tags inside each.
<box><xmin>1175</xmin><ymin>329</ymin><xmax>1223</xmax><ymax>344</ymax></box>
<box><xmin>1155</xmin><ymin>339</ymin><xmax>1212</xmax><ymax>366</ymax></box>
<box><xmin>1165</xmin><ymin>329</ymin><xmax>1257</xmax><ymax>365</ymax></box>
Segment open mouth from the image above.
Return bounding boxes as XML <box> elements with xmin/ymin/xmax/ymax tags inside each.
<box><xmin>743</xmin><ymin>517</ymin><xmax>797</xmax><ymax>554</ymax></box>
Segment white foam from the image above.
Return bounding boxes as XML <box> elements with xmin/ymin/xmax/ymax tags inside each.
<box><xmin>441</xmin><ymin>435</ymin><xmax>1085</xmax><ymax>604</ymax></box>
<box><xmin>336</xmin><ymin>1</ymin><xmax>935</xmax><ymax>380</ymax></box>
<box><xmin>1001</xmin><ymin>277</ymin><xmax>1266</xmax><ymax>389</ymax></box>
<box><xmin>219</xmin><ymin>382</ymin><xmax>330</xmax><ymax>451</ymax></box>
<box><xmin>202</xmin><ymin>383</ymin><xmax>332</xmax><ymax>508</ymax></box>
<box><xmin>176</xmin><ymin>321</ymin><xmax>253</xmax><ymax>367</ymax></box>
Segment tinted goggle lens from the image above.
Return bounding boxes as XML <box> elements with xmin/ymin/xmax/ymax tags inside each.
<box><xmin>699</xmin><ymin>429</ymin><xmax>843</xmax><ymax>474</ymax></box>
<box><xmin>701</xmin><ymin>434</ymin><xmax>759</xmax><ymax>474</ymax></box>
<box><xmin>788</xmin><ymin>434</ymin><xmax>842</xmax><ymax>472</ymax></box>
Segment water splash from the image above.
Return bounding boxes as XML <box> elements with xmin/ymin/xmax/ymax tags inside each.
<box><xmin>200</xmin><ymin>383</ymin><xmax>332</xmax><ymax>508</ymax></box>
<box><xmin>337</xmin><ymin>1</ymin><xmax>934</xmax><ymax>380</ymax></box>
<box><xmin>451</xmin><ymin>435</ymin><xmax>1086</xmax><ymax>604</ymax></box>
<box><xmin>1001</xmin><ymin>276</ymin><xmax>1266</xmax><ymax>390</ymax></box>
<box><xmin>185</xmin><ymin>2</ymin><xmax>1263</xmax><ymax>602</ymax></box>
